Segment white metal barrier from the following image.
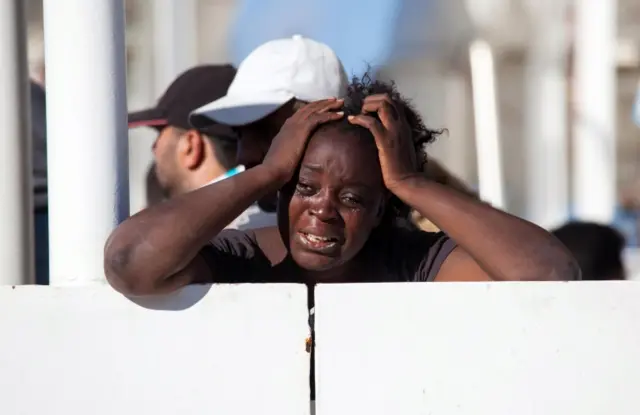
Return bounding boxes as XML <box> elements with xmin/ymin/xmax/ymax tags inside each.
<box><xmin>1</xmin><ymin>282</ymin><xmax>639</xmax><ymax>415</ymax></box>
<box><xmin>0</xmin><ymin>284</ymin><xmax>310</xmax><ymax>415</ymax></box>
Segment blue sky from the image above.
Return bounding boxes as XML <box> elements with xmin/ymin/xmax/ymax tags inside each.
<box><xmin>229</xmin><ymin>0</ymin><xmax>404</xmax><ymax>77</ymax></box>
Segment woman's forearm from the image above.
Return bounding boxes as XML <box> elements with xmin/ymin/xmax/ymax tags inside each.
<box><xmin>104</xmin><ymin>165</ymin><xmax>283</xmax><ymax>288</ymax></box>
<box><xmin>390</xmin><ymin>176</ymin><xmax>580</xmax><ymax>281</ymax></box>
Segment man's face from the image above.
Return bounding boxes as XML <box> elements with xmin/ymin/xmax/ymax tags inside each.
<box><xmin>235</xmin><ymin>101</ymin><xmax>297</xmax><ymax>169</ymax></box>
<box><xmin>151</xmin><ymin>125</ymin><xmax>184</xmax><ymax>198</ymax></box>
<box><xmin>234</xmin><ymin>102</ymin><xmax>297</xmax><ymax>211</ymax></box>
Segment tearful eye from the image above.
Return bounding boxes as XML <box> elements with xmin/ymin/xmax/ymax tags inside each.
<box><xmin>295</xmin><ymin>182</ymin><xmax>316</xmax><ymax>196</ymax></box>
<box><xmin>342</xmin><ymin>195</ymin><xmax>363</xmax><ymax>207</ymax></box>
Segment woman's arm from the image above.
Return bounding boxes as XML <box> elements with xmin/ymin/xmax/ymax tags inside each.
<box><xmin>104</xmin><ymin>165</ymin><xmax>283</xmax><ymax>295</ymax></box>
<box><xmin>414</xmin><ymin>157</ymin><xmax>478</xmax><ymax>232</ymax></box>
<box><xmin>104</xmin><ymin>99</ymin><xmax>344</xmax><ymax>295</ymax></box>
<box><xmin>389</xmin><ymin>177</ymin><xmax>579</xmax><ymax>281</ymax></box>
<box><xmin>349</xmin><ymin>94</ymin><xmax>579</xmax><ymax>282</ymax></box>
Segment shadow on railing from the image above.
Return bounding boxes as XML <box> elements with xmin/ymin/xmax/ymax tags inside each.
<box><xmin>125</xmin><ymin>283</ymin><xmax>212</xmax><ymax>311</ymax></box>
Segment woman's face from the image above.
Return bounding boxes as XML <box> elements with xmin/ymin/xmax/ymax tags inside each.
<box><xmin>278</xmin><ymin>125</ymin><xmax>387</xmax><ymax>273</ymax></box>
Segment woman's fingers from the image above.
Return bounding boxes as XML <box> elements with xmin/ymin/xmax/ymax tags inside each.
<box><xmin>308</xmin><ymin>111</ymin><xmax>344</xmax><ymax>129</ymax></box>
<box><xmin>298</xmin><ymin>98</ymin><xmax>343</xmax><ymax>117</ymax></box>
<box><xmin>348</xmin><ymin>114</ymin><xmax>386</xmax><ymax>142</ymax></box>
<box><xmin>361</xmin><ymin>94</ymin><xmax>402</xmax><ymax>128</ymax></box>
<box><xmin>316</xmin><ymin>98</ymin><xmax>344</xmax><ymax>113</ymax></box>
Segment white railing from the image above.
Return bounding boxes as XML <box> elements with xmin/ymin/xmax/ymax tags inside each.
<box><xmin>1</xmin><ymin>282</ymin><xmax>639</xmax><ymax>415</ymax></box>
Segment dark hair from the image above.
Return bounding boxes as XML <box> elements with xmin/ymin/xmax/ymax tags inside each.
<box><xmin>204</xmin><ymin>134</ymin><xmax>237</xmax><ymax>171</ymax></box>
<box><xmin>552</xmin><ymin>222</ymin><xmax>625</xmax><ymax>280</ymax></box>
<box><xmin>145</xmin><ymin>163</ymin><xmax>166</xmax><ymax>206</ymax></box>
<box><xmin>316</xmin><ymin>72</ymin><xmax>443</xmax><ymax>227</ymax></box>
<box><xmin>173</xmin><ymin>126</ymin><xmax>238</xmax><ymax>171</ymax></box>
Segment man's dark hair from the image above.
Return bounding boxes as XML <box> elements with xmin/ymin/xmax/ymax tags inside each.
<box><xmin>552</xmin><ymin>222</ymin><xmax>626</xmax><ymax>280</ymax></box>
<box><xmin>145</xmin><ymin>163</ymin><xmax>165</xmax><ymax>206</ymax></box>
<box><xmin>316</xmin><ymin>72</ymin><xmax>443</xmax><ymax>227</ymax></box>
<box><xmin>172</xmin><ymin>126</ymin><xmax>237</xmax><ymax>171</ymax></box>
<box><xmin>205</xmin><ymin>134</ymin><xmax>237</xmax><ymax>171</ymax></box>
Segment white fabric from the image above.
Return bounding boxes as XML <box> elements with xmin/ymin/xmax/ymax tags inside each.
<box><xmin>190</xmin><ymin>35</ymin><xmax>348</xmax><ymax>127</ymax></box>
<box><xmin>227</xmin><ymin>204</ymin><xmax>277</xmax><ymax>231</ymax></box>
<box><xmin>201</xmin><ymin>172</ymin><xmax>277</xmax><ymax>231</ymax></box>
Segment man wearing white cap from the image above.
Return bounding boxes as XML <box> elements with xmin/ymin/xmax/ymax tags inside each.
<box><xmin>190</xmin><ymin>35</ymin><xmax>348</xmax><ymax>210</ymax></box>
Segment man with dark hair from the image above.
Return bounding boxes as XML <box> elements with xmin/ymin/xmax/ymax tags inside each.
<box><xmin>129</xmin><ymin>65</ymin><xmax>276</xmax><ymax>229</ymax></box>
<box><xmin>552</xmin><ymin>222</ymin><xmax>625</xmax><ymax>280</ymax></box>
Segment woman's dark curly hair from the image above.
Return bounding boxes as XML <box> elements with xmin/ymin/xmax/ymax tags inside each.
<box><xmin>320</xmin><ymin>72</ymin><xmax>444</xmax><ymax>227</ymax></box>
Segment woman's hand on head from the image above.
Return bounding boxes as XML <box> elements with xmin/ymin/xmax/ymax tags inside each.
<box><xmin>262</xmin><ymin>98</ymin><xmax>344</xmax><ymax>185</ymax></box>
<box><xmin>348</xmin><ymin>94</ymin><xmax>419</xmax><ymax>192</ymax></box>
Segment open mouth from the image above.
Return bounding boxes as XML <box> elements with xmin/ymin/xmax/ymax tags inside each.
<box><xmin>298</xmin><ymin>232</ymin><xmax>341</xmax><ymax>254</ymax></box>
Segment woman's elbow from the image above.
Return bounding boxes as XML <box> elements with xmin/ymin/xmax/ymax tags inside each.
<box><xmin>527</xmin><ymin>250</ymin><xmax>582</xmax><ymax>282</ymax></box>
<box><xmin>103</xmin><ymin>235</ymin><xmax>164</xmax><ymax>296</ymax></box>
<box><xmin>103</xmin><ymin>247</ymin><xmax>156</xmax><ymax>296</ymax></box>
<box><xmin>546</xmin><ymin>255</ymin><xmax>581</xmax><ymax>281</ymax></box>
<box><xmin>105</xmin><ymin>272</ymin><xmax>155</xmax><ymax>296</ymax></box>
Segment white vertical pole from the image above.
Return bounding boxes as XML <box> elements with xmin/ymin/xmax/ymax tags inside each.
<box><xmin>524</xmin><ymin>2</ymin><xmax>569</xmax><ymax>229</ymax></box>
<box><xmin>469</xmin><ymin>40</ymin><xmax>505</xmax><ymax>209</ymax></box>
<box><xmin>152</xmin><ymin>0</ymin><xmax>199</xmax><ymax>95</ymax></box>
<box><xmin>572</xmin><ymin>0</ymin><xmax>618</xmax><ymax>223</ymax></box>
<box><xmin>128</xmin><ymin>8</ymin><xmax>158</xmax><ymax>214</ymax></box>
<box><xmin>43</xmin><ymin>0</ymin><xmax>129</xmax><ymax>285</ymax></box>
<box><xmin>634</xmin><ymin>78</ymin><xmax>640</xmax><ymax>128</ymax></box>
<box><xmin>0</xmin><ymin>0</ymin><xmax>34</xmax><ymax>285</ymax></box>
<box><xmin>443</xmin><ymin>74</ymin><xmax>474</xmax><ymax>185</ymax></box>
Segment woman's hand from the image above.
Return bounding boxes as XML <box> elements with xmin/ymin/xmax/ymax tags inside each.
<box><xmin>348</xmin><ymin>94</ymin><xmax>418</xmax><ymax>191</ymax></box>
<box><xmin>262</xmin><ymin>98</ymin><xmax>344</xmax><ymax>185</ymax></box>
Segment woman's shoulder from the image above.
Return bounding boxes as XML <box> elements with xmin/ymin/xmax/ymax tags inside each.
<box><xmin>199</xmin><ymin>227</ymin><xmax>284</xmax><ymax>284</ymax></box>
<box><xmin>379</xmin><ymin>225</ymin><xmax>457</xmax><ymax>282</ymax></box>
<box><xmin>211</xmin><ymin>226</ymin><xmax>286</xmax><ymax>265</ymax></box>
<box><xmin>211</xmin><ymin>228</ymin><xmax>260</xmax><ymax>255</ymax></box>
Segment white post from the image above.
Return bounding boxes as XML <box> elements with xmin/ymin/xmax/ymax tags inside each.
<box><xmin>127</xmin><ymin>9</ymin><xmax>158</xmax><ymax>214</ymax></box>
<box><xmin>634</xmin><ymin>78</ymin><xmax>640</xmax><ymax>128</ymax></box>
<box><xmin>0</xmin><ymin>0</ymin><xmax>34</xmax><ymax>285</ymax></box>
<box><xmin>43</xmin><ymin>0</ymin><xmax>129</xmax><ymax>285</ymax></box>
<box><xmin>469</xmin><ymin>40</ymin><xmax>505</xmax><ymax>210</ymax></box>
<box><xmin>572</xmin><ymin>0</ymin><xmax>618</xmax><ymax>223</ymax></box>
<box><xmin>443</xmin><ymin>74</ymin><xmax>474</xmax><ymax>185</ymax></box>
<box><xmin>523</xmin><ymin>1</ymin><xmax>569</xmax><ymax>229</ymax></box>
<box><xmin>152</xmin><ymin>0</ymin><xmax>199</xmax><ymax>95</ymax></box>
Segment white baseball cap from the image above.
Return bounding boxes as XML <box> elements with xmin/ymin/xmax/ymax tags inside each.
<box><xmin>189</xmin><ymin>35</ymin><xmax>348</xmax><ymax>128</ymax></box>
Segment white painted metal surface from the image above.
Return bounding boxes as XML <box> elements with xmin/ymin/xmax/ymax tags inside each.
<box><xmin>126</xmin><ymin>10</ymin><xmax>158</xmax><ymax>214</ymax></box>
<box><xmin>469</xmin><ymin>40</ymin><xmax>505</xmax><ymax>209</ymax></box>
<box><xmin>43</xmin><ymin>0</ymin><xmax>129</xmax><ymax>284</ymax></box>
<box><xmin>0</xmin><ymin>284</ymin><xmax>310</xmax><ymax>415</ymax></box>
<box><xmin>152</xmin><ymin>0</ymin><xmax>199</xmax><ymax>95</ymax></box>
<box><xmin>523</xmin><ymin>1</ymin><xmax>569</xmax><ymax>229</ymax></box>
<box><xmin>315</xmin><ymin>282</ymin><xmax>640</xmax><ymax>415</ymax></box>
<box><xmin>442</xmin><ymin>74</ymin><xmax>474</xmax><ymax>185</ymax></box>
<box><xmin>0</xmin><ymin>0</ymin><xmax>34</xmax><ymax>285</ymax></box>
<box><xmin>572</xmin><ymin>0</ymin><xmax>618</xmax><ymax>223</ymax></box>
